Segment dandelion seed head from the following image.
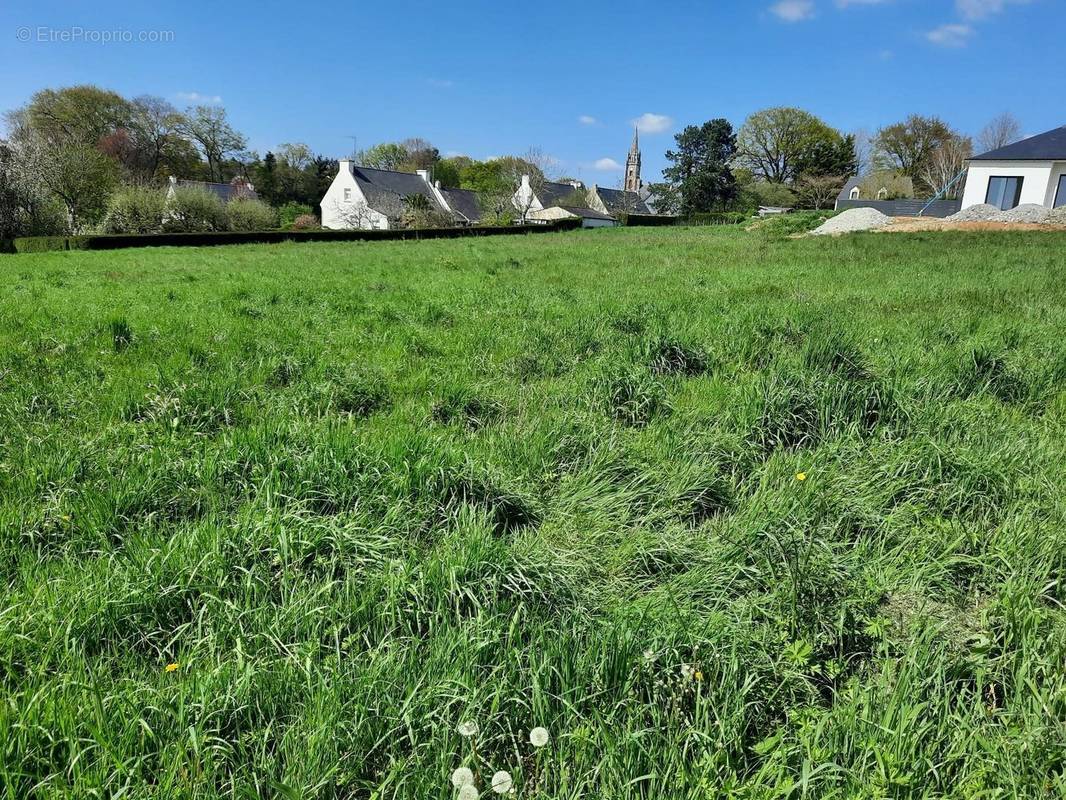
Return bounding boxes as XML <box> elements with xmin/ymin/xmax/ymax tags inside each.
<box><xmin>459</xmin><ymin>784</ymin><xmax>479</xmax><ymax>800</ymax></box>
<box><xmin>529</xmin><ymin>726</ymin><xmax>550</xmax><ymax>747</ymax></box>
<box><xmin>451</xmin><ymin>767</ymin><xmax>475</xmax><ymax>788</ymax></box>
<box><xmin>457</xmin><ymin>720</ymin><xmax>478</xmax><ymax>738</ymax></box>
<box><xmin>680</xmin><ymin>663</ymin><xmax>695</xmax><ymax>680</ymax></box>
<box><xmin>491</xmin><ymin>770</ymin><xmax>513</xmax><ymax>794</ymax></box>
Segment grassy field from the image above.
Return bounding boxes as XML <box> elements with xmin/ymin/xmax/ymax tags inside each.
<box><xmin>1</xmin><ymin>224</ymin><xmax>1065</xmax><ymax>798</ymax></box>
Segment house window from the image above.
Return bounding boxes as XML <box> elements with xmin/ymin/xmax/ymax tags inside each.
<box><xmin>877</xmin><ymin>187</ymin><xmax>888</xmax><ymax>199</ymax></box>
<box><xmin>1055</xmin><ymin>174</ymin><xmax>1066</xmax><ymax>208</ymax></box>
<box><xmin>343</xmin><ymin>188</ymin><xmax>352</xmax><ymax>202</ymax></box>
<box><xmin>849</xmin><ymin>187</ymin><xmax>860</xmax><ymax>200</ymax></box>
<box><xmin>985</xmin><ymin>176</ymin><xmax>1023</xmax><ymax>210</ymax></box>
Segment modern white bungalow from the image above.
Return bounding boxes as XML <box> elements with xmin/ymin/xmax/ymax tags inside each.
<box><xmin>960</xmin><ymin>125</ymin><xmax>1066</xmax><ymax>211</ymax></box>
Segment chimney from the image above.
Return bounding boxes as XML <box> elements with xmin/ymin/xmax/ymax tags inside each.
<box><xmin>338</xmin><ymin>158</ymin><xmax>353</xmax><ymax>175</ymax></box>
<box><xmin>416</xmin><ymin>169</ymin><xmax>431</xmax><ymax>184</ymax></box>
<box><xmin>435</xmin><ymin>179</ymin><xmax>442</xmax><ymax>189</ymax></box>
<box><xmin>521</xmin><ymin>174</ymin><xmax>531</xmax><ymax>189</ymax></box>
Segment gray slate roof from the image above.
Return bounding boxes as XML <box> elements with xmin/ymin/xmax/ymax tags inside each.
<box><xmin>836</xmin><ymin>176</ymin><xmax>862</xmax><ymax>203</ymax></box>
<box><xmin>971</xmin><ymin>126</ymin><xmax>1066</xmax><ymax>161</ymax></box>
<box><xmin>350</xmin><ymin>166</ymin><xmax>448</xmax><ymax>217</ymax></box>
<box><xmin>594</xmin><ymin>186</ymin><xmax>652</xmax><ymax>215</ymax></box>
<box><xmin>538</xmin><ymin>181</ymin><xmax>586</xmax><ymax>206</ymax></box>
<box><xmin>441</xmin><ymin>187</ymin><xmax>482</xmax><ymax>223</ymax></box>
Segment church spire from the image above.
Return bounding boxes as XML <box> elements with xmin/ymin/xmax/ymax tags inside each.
<box><xmin>624</xmin><ymin>126</ymin><xmax>642</xmax><ymax>193</ymax></box>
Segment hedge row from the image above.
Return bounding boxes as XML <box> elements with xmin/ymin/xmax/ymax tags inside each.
<box><xmin>4</xmin><ymin>219</ymin><xmax>584</xmax><ymax>254</ymax></box>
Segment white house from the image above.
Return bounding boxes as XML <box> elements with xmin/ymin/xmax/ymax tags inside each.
<box><xmin>320</xmin><ymin>159</ymin><xmax>482</xmax><ymax>230</ymax></box>
<box><xmin>526</xmin><ymin>205</ymin><xmax>619</xmax><ymax>228</ymax></box>
<box><xmin>960</xmin><ymin>125</ymin><xmax>1066</xmax><ymax>211</ymax></box>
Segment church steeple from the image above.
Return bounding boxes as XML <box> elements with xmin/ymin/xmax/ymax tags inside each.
<box><xmin>624</xmin><ymin>127</ymin><xmax>641</xmax><ymax>193</ymax></box>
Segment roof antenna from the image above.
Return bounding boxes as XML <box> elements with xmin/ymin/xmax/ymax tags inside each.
<box><xmin>346</xmin><ymin>135</ymin><xmax>358</xmax><ymax>159</ymax></box>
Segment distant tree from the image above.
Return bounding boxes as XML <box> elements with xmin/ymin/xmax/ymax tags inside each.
<box><xmin>977</xmin><ymin>113</ymin><xmax>1023</xmax><ymax>154</ymax></box>
<box><xmin>737</xmin><ymin>107</ymin><xmax>843</xmax><ymax>184</ymax></box>
<box><xmin>181</xmin><ymin>105</ymin><xmax>248</xmax><ymax>182</ymax></box>
<box><xmin>873</xmin><ymin>115</ymin><xmax>955</xmax><ymax>193</ymax></box>
<box><xmin>431</xmin><ymin>157</ymin><xmax>463</xmax><ymax>188</ymax></box>
<box><xmin>663</xmin><ymin>119</ymin><xmax>738</xmax><ymax>215</ymax></box>
<box><xmin>399</xmin><ymin>137</ymin><xmax>440</xmax><ymax>171</ymax></box>
<box><xmin>358</xmin><ymin>142</ymin><xmax>408</xmax><ymax>170</ymax></box>
<box><xmin>794</xmin><ymin>133</ymin><xmax>857</xmax><ymax>180</ymax></box>
<box><xmin>19</xmin><ymin>137</ymin><xmax>119</xmax><ymax>231</ymax></box>
<box><xmin>794</xmin><ymin>175</ymin><xmax>845</xmax><ymax>209</ymax></box>
<box><xmin>460</xmin><ymin>160</ymin><xmax>508</xmax><ymax>194</ymax></box>
<box><xmin>920</xmin><ymin>134</ymin><xmax>973</xmax><ymax>199</ymax></box>
<box><xmin>643</xmin><ymin>181</ymin><xmax>680</xmax><ymax>215</ymax></box>
<box><xmin>18</xmin><ymin>85</ymin><xmax>132</xmax><ymax>147</ymax></box>
<box><xmin>125</xmin><ymin>95</ymin><xmax>189</xmax><ymax>180</ymax></box>
<box><xmin>256</xmin><ymin>151</ymin><xmax>279</xmax><ymax>203</ymax></box>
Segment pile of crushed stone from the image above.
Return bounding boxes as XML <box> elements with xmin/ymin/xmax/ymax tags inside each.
<box><xmin>1050</xmin><ymin>206</ymin><xmax>1066</xmax><ymax>224</ymax></box>
<box><xmin>947</xmin><ymin>203</ymin><xmax>1056</xmax><ymax>224</ymax></box>
<box><xmin>810</xmin><ymin>208</ymin><xmax>892</xmax><ymax>236</ymax></box>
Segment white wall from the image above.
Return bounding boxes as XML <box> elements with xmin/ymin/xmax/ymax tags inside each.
<box><xmin>320</xmin><ymin>160</ymin><xmax>390</xmax><ymax>230</ymax></box>
<box><xmin>960</xmin><ymin>161</ymin><xmax>1060</xmax><ymax>209</ymax></box>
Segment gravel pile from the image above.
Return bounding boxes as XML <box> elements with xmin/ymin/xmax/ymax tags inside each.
<box><xmin>1049</xmin><ymin>206</ymin><xmax>1066</xmax><ymax>225</ymax></box>
<box><xmin>1000</xmin><ymin>204</ymin><xmax>1052</xmax><ymax>223</ymax></box>
<box><xmin>811</xmin><ymin>208</ymin><xmax>892</xmax><ymax>236</ymax></box>
<box><xmin>947</xmin><ymin>203</ymin><xmax>1054</xmax><ymax>224</ymax></box>
<box><xmin>947</xmin><ymin>204</ymin><xmax>999</xmax><ymax>222</ymax></box>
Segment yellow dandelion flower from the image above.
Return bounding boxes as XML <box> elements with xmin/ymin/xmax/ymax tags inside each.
<box><xmin>795</xmin><ymin>472</ymin><xmax>807</xmax><ymax>482</ymax></box>
<box><xmin>165</xmin><ymin>662</ymin><xmax>180</xmax><ymax>673</ymax></box>
<box><xmin>695</xmin><ymin>670</ymin><xmax>704</xmax><ymax>681</ymax></box>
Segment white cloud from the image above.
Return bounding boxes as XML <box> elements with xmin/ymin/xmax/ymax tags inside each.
<box><xmin>631</xmin><ymin>113</ymin><xmax>673</xmax><ymax>134</ymax></box>
<box><xmin>769</xmin><ymin>0</ymin><xmax>815</xmax><ymax>22</ymax></box>
<box><xmin>176</xmin><ymin>91</ymin><xmax>222</xmax><ymax>105</ymax></box>
<box><xmin>925</xmin><ymin>23</ymin><xmax>974</xmax><ymax>46</ymax></box>
<box><xmin>578</xmin><ymin>115</ymin><xmax>597</xmax><ymax>126</ymax></box>
<box><xmin>956</xmin><ymin>0</ymin><xmax>1029</xmax><ymax>19</ymax></box>
<box><xmin>593</xmin><ymin>158</ymin><xmax>623</xmax><ymax>171</ymax></box>
<box><xmin>835</xmin><ymin>0</ymin><xmax>891</xmax><ymax>6</ymax></box>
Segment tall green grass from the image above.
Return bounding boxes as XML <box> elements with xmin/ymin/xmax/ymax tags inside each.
<box><xmin>1</xmin><ymin>226</ymin><xmax>1064</xmax><ymax>798</ymax></box>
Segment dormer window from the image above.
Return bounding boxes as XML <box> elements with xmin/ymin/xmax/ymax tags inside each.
<box><xmin>849</xmin><ymin>187</ymin><xmax>860</xmax><ymax>200</ymax></box>
<box><xmin>877</xmin><ymin>187</ymin><xmax>888</xmax><ymax>200</ymax></box>
<box><xmin>343</xmin><ymin>188</ymin><xmax>352</xmax><ymax>202</ymax></box>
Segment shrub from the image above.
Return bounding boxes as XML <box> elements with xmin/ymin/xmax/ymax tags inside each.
<box><xmin>278</xmin><ymin>202</ymin><xmax>314</xmax><ymax>228</ymax></box>
<box><xmin>291</xmin><ymin>214</ymin><xmax>320</xmax><ymax>231</ymax></box>
<box><xmin>163</xmin><ymin>186</ymin><xmax>227</xmax><ymax>233</ymax></box>
<box><xmin>225</xmin><ymin>198</ymin><xmax>279</xmax><ymax>232</ymax></box>
<box><xmin>102</xmin><ymin>185</ymin><xmax>167</xmax><ymax>234</ymax></box>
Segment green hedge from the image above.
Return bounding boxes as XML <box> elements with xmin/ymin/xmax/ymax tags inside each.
<box><xmin>8</xmin><ymin>219</ymin><xmax>583</xmax><ymax>254</ymax></box>
<box><xmin>684</xmin><ymin>212</ymin><xmax>751</xmax><ymax>226</ymax></box>
<box><xmin>623</xmin><ymin>214</ymin><xmax>678</xmax><ymax>227</ymax></box>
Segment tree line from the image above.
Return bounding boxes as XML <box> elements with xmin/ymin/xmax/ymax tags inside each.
<box><xmin>649</xmin><ymin>108</ymin><xmax>1024</xmax><ymax>216</ymax></box>
<box><xmin>0</xmin><ymin>84</ymin><xmax>559</xmax><ymax>237</ymax></box>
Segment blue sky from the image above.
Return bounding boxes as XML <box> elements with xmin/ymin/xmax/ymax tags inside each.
<box><xmin>1</xmin><ymin>0</ymin><xmax>1062</xmax><ymax>183</ymax></box>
